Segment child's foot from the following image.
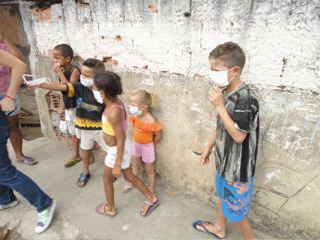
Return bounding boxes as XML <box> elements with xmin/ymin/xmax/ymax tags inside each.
<box><xmin>192</xmin><ymin>220</ymin><xmax>226</xmax><ymax>239</ymax></box>
<box><xmin>0</xmin><ymin>199</ymin><xmax>19</xmax><ymax>210</ymax></box>
<box><xmin>96</xmin><ymin>203</ymin><xmax>117</xmax><ymax>217</ymax></box>
<box><xmin>35</xmin><ymin>200</ymin><xmax>56</xmax><ymax>234</ymax></box>
<box><xmin>140</xmin><ymin>197</ymin><xmax>159</xmax><ymax>217</ymax></box>
<box><xmin>77</xmin><ymin>173</ymin><xmax>91</xmax><ymax>187</ymax></box>
<box><xmin>64</xmin><ymin>157</ymin><xmax>81</xmax><ymax>167</ymax></box>
<box><xmin>122</xmin><ymin>183</ymin><xmax>134</xmax><ymax>193</ymax></box>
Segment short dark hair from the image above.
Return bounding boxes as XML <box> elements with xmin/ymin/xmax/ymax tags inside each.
<box><xmin>209</xmin><ymin>42</ymin><xmax>246</xmax><ymax>71</ymax></box>
<box><xmin>94</xmin><ymin>71</ymin><xmax>122</xmax><ymax>100</ymax></box>
<box><xmin>83</xmin><ymin>58</ymin><xmax>105</xmax><ymax>72</ymax></box>
<box><xmin>53</xmin><ymin>44</ymin><xmax>73</xmax><ymax>59</ymax></box>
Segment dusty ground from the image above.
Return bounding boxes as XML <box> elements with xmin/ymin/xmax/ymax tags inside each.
<box><xmin>1</xmin><ymin>137</ymin><xmax>276</xmax><ymax>240</ymax></box>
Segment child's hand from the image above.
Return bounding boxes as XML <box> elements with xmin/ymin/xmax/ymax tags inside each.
<box><xmin>53</xmin><ymin>63</ymin><xmax>62</xmax><ymax>74</ymax></box>
<box><xmin>112</xmin><ymin>165</ymin><xmax>121</xmax><ymax>179</ymax></box>
<box><xmin>200</xmin><ymin>147</ymin><xmax>212</xmax><ymax>165</ymax></box>
<box><xmin>209</xmin><ymin>86</ymin><xmax>224</xmax><ymax>110</ymax></box>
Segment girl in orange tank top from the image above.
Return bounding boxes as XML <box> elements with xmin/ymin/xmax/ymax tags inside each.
<box><xmin>122</xmin><ymin>90</ymin><xmax>163</xmax><ymax>194</ymax></box>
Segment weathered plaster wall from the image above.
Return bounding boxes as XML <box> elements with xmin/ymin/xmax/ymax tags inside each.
<box><xmin>17</xmin><ymin>0</ymin><xmax>320</xmax><ymax>238</ymax></box>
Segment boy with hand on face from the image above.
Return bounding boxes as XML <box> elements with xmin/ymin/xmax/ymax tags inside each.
<box><xmin>52</xmin><ymin>44</ymin><xmax>81</xmax><ymax>167</ymax></box>
<box><xmin>193</xmin><ymin>42</ymin><xmax>259</xmax><ymax>240</ymax></box>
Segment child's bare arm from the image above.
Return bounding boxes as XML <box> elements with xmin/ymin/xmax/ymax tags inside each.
<box><xmin>37</xmin><ymin>82</ymin><xmax>68</xmax><ymax>92</ymax></box>
<box><xmin>69</xmin><ymin>68</ymin><xmax>80</xmax><ymax>83</ymax></box>
<box><xmin>154</xmin><ymin>130</ymin><xmax>162</xmax><ymax>144</ymax></box>
<box><xmin>200</xmin><ymin>130</ymin><xmax>216</xmax><ymax>165</ymax></box>
<box><xmin>109</xmin><ymin>110</ymin><xmax>126</xmax><ymax>178</ymax></box>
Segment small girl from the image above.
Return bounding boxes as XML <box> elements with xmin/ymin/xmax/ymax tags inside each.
<box><xmin>93</xmin><ymin>72</ymin><xmax>159</xmax><ymax>217</ymax></box>
<box><xmin>122</xmin><ymin>90</ymin><xmax>162</xmax><ymax>194</ymax></box>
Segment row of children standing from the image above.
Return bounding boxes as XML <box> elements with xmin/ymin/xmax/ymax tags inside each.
<box><xmin>37</xmin><ymin>44</ymin><xmax>162</xmax><ymax>216</ymax></box>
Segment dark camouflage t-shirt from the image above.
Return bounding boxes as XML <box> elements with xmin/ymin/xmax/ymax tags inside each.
<box><xmin>214</xmin><ymin>84</ymin><xmax>259</xmax><ymax>183</ymax></box>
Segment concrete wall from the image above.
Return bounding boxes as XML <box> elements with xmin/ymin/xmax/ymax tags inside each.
<box><xmin>16</xmin><ymin>0</ymin><xmax>320</xmax><ymax>238</ymax></box>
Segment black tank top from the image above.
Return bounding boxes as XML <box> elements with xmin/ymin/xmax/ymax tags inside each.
<box><xmin>60</xmin><ymin>65</ymin><xmax>80</xmax><ymax>109</ymax></box>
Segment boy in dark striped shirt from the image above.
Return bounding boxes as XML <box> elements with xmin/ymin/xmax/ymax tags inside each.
<box><xmin>193</xmin><ymin>42</ymin><xmax>259</xmax><ymax>240</ymax></box>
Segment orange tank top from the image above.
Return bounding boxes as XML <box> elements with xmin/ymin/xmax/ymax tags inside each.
<box><xmin>130</xmin><ymin>116</ymin><xmax>162</xmax><ymax>144</ymax></box>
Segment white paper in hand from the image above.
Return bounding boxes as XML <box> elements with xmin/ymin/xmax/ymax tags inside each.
<box><xmin>23</xmin><ymin>74</ymin><xmax>50</xmax><ymax>86</ymax></box>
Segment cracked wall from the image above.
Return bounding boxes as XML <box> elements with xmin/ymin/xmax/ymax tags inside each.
<box><xmin>14</xmin><ymin>0</ymin><xmax>320</xmax><ymax>238</ymax></box>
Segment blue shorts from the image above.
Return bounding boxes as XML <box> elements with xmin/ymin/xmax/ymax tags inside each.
<box><xmin>0</xmin><ymin>94</ymin><xmax>20</xmax><ymax>116</ymax></box>
<box><xmin>216</xmin><ymin>173</ymin><xmax>254</xmax><ymax>222</ymax></box>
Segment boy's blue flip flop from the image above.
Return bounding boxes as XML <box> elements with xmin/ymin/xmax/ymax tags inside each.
<box><xmin>192</xmin><ymin>220</ymin><xmax>225</xmax><ymax>239</ymax></box>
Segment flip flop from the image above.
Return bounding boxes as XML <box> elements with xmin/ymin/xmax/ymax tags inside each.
<box><xmin>64</xmin><ymin>158</ymin><xmax>81</xmax><ymax>167</ymax></box>
<box><xmin>140</xmin><ymin>199</ymin><xmax>159</xmax><ymax>217</ymax></box>
<box><xmin>192</xmin><ymin>220</ymin><xmax>226</xmax><ymax>239</ymax></box>
<box><xmin>18</xmin><ymin>156</ymin><xmax>37</xmax><ymax>166</ymax></box>
<box><xmin>77</xmin><ymin>173</ymin><xmax>91</xmax><ymax>187</ymax></box>
<box><xmin>122</xmin><ymin>183</ymin><xmax>134</xmax><ymax>193</ymax></box>
<box><xmin>95</xmin><ymin>203</ymin><xmax>117</xmax><ymax>217</ymax></box>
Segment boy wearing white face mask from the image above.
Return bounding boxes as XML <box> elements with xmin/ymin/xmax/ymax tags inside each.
<box><xmin>193</xmin><ymin>42</ymin><xmax>259</xmax><ymax>240</ymax></box>
<box><xmin>53</xmin><ymin>44</ymin><xmax>81</xmax><ymax>167</ymax></box>
<box><xmin>31</xmin><ymin>58</ymin><xmax>107</xmax><ymax>187</ymax></box>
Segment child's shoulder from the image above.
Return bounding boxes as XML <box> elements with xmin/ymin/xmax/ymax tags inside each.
<box><xmin>142</xmin><ymin>113</ymin><xmax>157</xmax><ymax>124</ymax></box>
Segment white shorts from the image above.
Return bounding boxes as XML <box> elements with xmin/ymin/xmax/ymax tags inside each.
<box><xmin>104</xmin><ymin>141</ymin><xmax>131</xmax><ymax>169</ymax></box>
<box><xmin>65</xmin><ymin>109</ymin><xmax>76</xmax><ymax>136</ymax></box>
<box><xmin>75</xmin><ymin>128</ymin><xmax>108</xmax><ymax>151</ymax></box>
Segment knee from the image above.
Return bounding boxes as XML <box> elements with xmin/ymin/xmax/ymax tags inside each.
<box><xmin>145</xmin><ymin>166</ymin><xmax>154</xmax><ymax>175</ymax></box>
<box><xmin>103</xmin><ymin>173</ymin><xmax>113</xmax><ymax>184</ymax></box>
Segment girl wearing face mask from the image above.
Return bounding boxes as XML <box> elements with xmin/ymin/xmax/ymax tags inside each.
<box><xmin>122</xmin><ymin>90</ymin><xmax>162</xmax><ymax>194</ymax></box>
<box><xmin>30</xmin><ymin>58</ymin><xmax>107</xmax><ymax>187</ymax></box>
<box><xmin>94</xmin><ymin>72</ymin><xmax>159</xmax><ymax>217</ymax></box>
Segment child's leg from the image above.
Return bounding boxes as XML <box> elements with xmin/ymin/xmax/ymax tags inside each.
<box><xmin>122</xmin><ymin>167</ymin><xmax>157</xmax><ymax>214</ymax></box>
<box><xmin>71</xmin><ymin>136</ymin><xmax>80</xmax><ymax>159</ymax></box>
<box><xmin>132</xmin><ymin>156</ymin><xmax>142</xmax><ymax>177</ymax></box>
<box><xmin>81</xmin><ymin>149</ymin><xmax>91</xmax><ymax>175</ymax></box>
<box><xmin>122</xmin><ymin>156</ymin><xmax>141</xmax><ymax>193</ymax></box>
<box><xmin>194</xmin><ymin>199</ymin><xmax>227</xmax><ymax>238</ymax></box>
<box><xmin>102</xmin><ymin>166</ymin><xmax>117</xmax><ymax>214</ymax></box>
<box><xmin>234</xmin><ymin>218</ymin><xmax>256</xmax><ymax>240</ymax></box>
<box><xmin>144</xmin><ymin>163</ymin><xmax>155</xmax><ymax>193</ymax></box>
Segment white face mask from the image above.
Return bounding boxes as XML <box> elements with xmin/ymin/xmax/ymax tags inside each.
<box><xmin>129</xmin><ymin>105</ymin><xmax>142</xmax><ymax>116</ymax></box>
<box><xmin>208</xmin><ymin>69</ymin><xmax>235</xmax><ymax>89</ymax></box>
<box><xmin>92</xmin><ymin>90</ymin><xmax>104</xmax><ymax>104</ymax></box>
<box><xmin>80</xmin><ymin>75</ymin><xmax>93</xmax><ymax>88</ymax></box>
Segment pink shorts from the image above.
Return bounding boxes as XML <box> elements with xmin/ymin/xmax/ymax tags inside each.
<box><xmin>132</xmin><ymin>142</ymin><xmax>155</xmax><ymax>164</ymax></box>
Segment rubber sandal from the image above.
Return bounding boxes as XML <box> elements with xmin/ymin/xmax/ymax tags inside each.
<box><xmin>95</xmin><ymin>203</ymin><xmax>117</xmax><ymax>217</ymax></box>
<box><xmin>122</xmin><ymin>183</ymin><xmax>134</xmax><ymax>193</ymax></box>
<box><xmin>192</xmin><ymin>220</ymin><xmax>226</xmax><ymax>239</ymax></box>
<box><xmin>18</xmin><ymin>156</ymin><xmax>37</xmax><ymax>166</ymax></box>
<box><xmin>140</xmin><ymin>199</ymin><xmax>159</xmax><ymax>217</ymax></box>
<box><xmin>77</xmin><ymin>173</ymin><xmax>91</xmax><ymax>187</ymax></box>
<box><xmin>64</xmin><ymin>158</ymin><xmax>81</xmax><ymax>168</ymax></box>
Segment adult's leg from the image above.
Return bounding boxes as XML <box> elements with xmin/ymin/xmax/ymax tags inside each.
<box><xmin>0</xmin><ymin>121</ymin><xmax>52</xmax><ymax>212</ymax></box>
<box><xmin>8</xmin><ymin>114</ymin><xmax>23</xmax><ymax>160</ymax></box>
<box><xmin>72</xmin><ymin>136</ymin><xmax>80</xmax><ymax>159</ymax></box>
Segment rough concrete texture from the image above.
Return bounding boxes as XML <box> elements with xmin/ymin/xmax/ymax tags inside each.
<box><xmin>9</xmin><ymin>0</ymin><xmax>320</xmax><ymax>238</ymax></box>
<box><xmin>2</xmin><ymin>137</ymin><xmax>274</xmax><ymax>240</ymax></box>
